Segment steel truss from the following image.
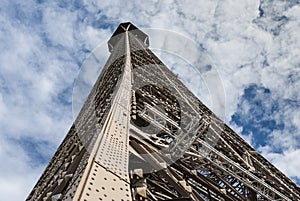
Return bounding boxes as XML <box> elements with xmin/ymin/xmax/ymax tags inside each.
<box><xmin>26</xmin><ymin>22</ymin><xmax>300</xmax><ymax>201</ymax></box>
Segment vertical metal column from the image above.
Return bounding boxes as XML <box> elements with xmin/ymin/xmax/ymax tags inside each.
<box><xmin>73</xmin><ymin>26</ymin><xmax>133</xmax><ymax>201</ymax></box>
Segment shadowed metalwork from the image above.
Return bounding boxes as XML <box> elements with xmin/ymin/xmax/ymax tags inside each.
<box><xmin>26</xmin><ymin>22</ymin><xmax>300</xmax><ymax>201</ymax></box>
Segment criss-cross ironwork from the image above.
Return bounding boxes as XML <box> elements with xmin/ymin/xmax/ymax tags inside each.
<box><xmin>27</xmin><ymin>22</ymin><xmax>300</xmax><ymax>201</ymax></box>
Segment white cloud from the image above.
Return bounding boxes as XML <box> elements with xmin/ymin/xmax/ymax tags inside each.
<box><xmin>0</xmin><ymin>133</ymin><xmax>45</xmax><ymax>200</ymax></box>
<box><xmin>259</xmin><ymin>146</ymin><xmax>300</xmax><ymax>180</ymax></box>
<box><xmin>0</xmin><ymin>1</ymin><xmax>81</xmax><ymax>200</ymax></box>
<box><xmin>42</xmin><ymin>6</ymin><xmax>76</xmax><ymax>48</ymax></box>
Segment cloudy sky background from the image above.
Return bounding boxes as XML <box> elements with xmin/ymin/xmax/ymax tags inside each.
<box><xmin>0</xmin><ymin>0</ymin><xmax>299</xmax><ymax>200</ymax></box>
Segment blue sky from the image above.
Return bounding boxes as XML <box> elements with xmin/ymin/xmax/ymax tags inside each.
<box><xmin>0</xmin><ymin>0</ymin><xmax>299</xmax><ymax>200</ymax></box>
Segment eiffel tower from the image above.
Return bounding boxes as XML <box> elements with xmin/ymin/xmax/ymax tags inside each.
<box><xmin>26</xmin><ymin>22</ymin><xmax>300</xmax><ymax>201</ymax></box>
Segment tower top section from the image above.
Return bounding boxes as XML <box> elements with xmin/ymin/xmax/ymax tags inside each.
<box><xmin>108</xmin><ymin>22</ymin><xmax>149</xmax><ymax>52</ymax></box>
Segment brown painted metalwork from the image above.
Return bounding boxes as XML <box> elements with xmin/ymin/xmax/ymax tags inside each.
<box><xmin>26</xmin><ymin>22</ymin><xmax>300</xmax><ymax>201</ymax></box>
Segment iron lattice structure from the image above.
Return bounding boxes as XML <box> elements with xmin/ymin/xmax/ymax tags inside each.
<box><xmin>27</xmin><ymin>22</ymin><xmax>300</xmax><ymax>201</ymax></box>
